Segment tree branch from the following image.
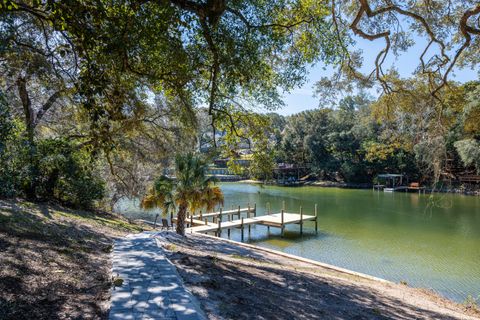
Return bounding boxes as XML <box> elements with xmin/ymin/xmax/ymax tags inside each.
<box><xmin>35</xmin><ymin>90</ymin><xmax>62</xmax><ymax>127</ymax></box>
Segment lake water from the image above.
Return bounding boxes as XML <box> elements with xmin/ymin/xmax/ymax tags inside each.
<box><xmin>116</xmin><ymin>182</ymin><xmax>480</xmax><ymax>302</ymax></box>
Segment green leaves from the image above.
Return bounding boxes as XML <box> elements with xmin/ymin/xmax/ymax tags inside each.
<box><xmin>141</xmin><ymin>153</ymin><xmax>224</xmax><ymax>219</ymax></box>
<box><xmin>454</xmin><ymin>139</ymin><xmax>480</xmax><ymax>174</ymax></box>
<box><xmin>0</xmin><ymin>0</ymin><xmax>18</xmax><ymax>10</ymax></box>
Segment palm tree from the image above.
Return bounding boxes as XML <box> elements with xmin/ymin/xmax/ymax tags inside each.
<box><xmin>141</xmin><ymin>153</ymin><xmax>224</xmax><ymax>235</ymax></box>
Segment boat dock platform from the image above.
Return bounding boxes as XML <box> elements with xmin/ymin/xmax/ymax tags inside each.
<box><xmin>174</xmin><ymin>203</ymin><xmax>318</xmax><ymax>240</ymax></box>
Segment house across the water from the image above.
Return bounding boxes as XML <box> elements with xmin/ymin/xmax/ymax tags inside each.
<box><xmin>373</xmin><ymin>174</ymin><xmax>426</xmax><ymax>193</ymax></box>
<box><xmin>374</xmin><ymin>174</ymin><xmax>406</xmax><ymax>192</ymax></box>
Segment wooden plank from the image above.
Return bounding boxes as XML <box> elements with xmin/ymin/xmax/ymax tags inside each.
<box><xmin>300</xmin><ymin>206</ymin><xmax>303</xmax><ymax>235</ymax></box>
<box><xmin>191</xmin><ymin>207</ymin><xmax>253</xmax><ymax>219</ymax></box>
<box><xmin>173</xmin><ymin>217</ymin><xmax>216</xmax><ymax>227</ymax></box>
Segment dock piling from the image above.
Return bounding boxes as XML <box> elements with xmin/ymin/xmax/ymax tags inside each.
<box><xmin>300</xmin><ymin>206</ymin><xmax>303</xmax><ymax>235</ymax></box>
<box><xmin>254</xmin><ymin>203</ymin><xmax>257</xmax><ymax>217</ymax></box>
<box><xmin>241</xmin><ymin>217</ymin><xmax>244</xmax><ymax>242</ymax></box>
<box><xmin>281</xmin><ymin>209</ymin><xmax>285</xmax><ymax>237</ymax></box>
<box><xmin>314</xmin><ymin>203</ymin><xmax>318</xmax><ymax>233</ymax></box>
<box><xmin>218</xmin><ymin>208</ymin><xmax>222</xmax><ymax>237</ymax></box>
<box><xmin>267</xmin><ymin>202</ymin><xmax>271</xmax><ymax>231</ymax></box>
<box><xmin>247</xmin><ymin>204</ymin><xmax>251</xmax><ymax>233</ymax></box>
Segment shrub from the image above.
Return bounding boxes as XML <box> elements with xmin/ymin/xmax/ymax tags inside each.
<box><xmin>0</xmin><ymin>94</ymin><xmax>26</xmax><ymax>197</ymax></box>
<box><xmin>0</xmin><ymin>117</ymin><xmax>105</xmax><ymax>208</ymax></box>
<box><xmin>36</xmin><ymin>139</ymin><xmax>105</xmax><ymax>208</ymax></box>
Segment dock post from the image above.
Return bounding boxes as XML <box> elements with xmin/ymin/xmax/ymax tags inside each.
<box><xmin>282</xmin><ymin>201</ymin><xmax>285</xmax><ymax>211</ymax></box>
<box><xmin>247</xmin><ymin>204</ymin><xmax>251</xmax><ymax>233</ymax></box>
<box><xmin>300</xmin><ymin>206</ymin><xmax>303</xmax><ymax>235</ymax></box>
<box><xmin>218</xmin><ymin>209</ymin><xmax>222</xmax><ymax>237</ymax></box>
<box><xmin>281</xmin><ymin>209</ymin><xmax>285</xmax><ymax>237</ymax></box>
<box><xmin>200</xmin><ymin>210</ymin><xmax>202</xmax><ymax>220</ymax></box>
<box><xmin>227</xmin><ymin>228</ymin><xmax>230</xmax><ymax>238</ymax></box>
<box><xmin>190</xmin><ymin>215</ymin><xmax>193</xmax><ymax>228</ymax></box>
<box><xmin>238</xmin><ymin>205</ymin><xmax>241</xmax><ymax>219</ymax></box>
<box><xmin>205</xmin><ymin>218</ymin><xmax>208</xmax><ymax>225</ymax></box>
<box><xmin>254</xmin><ymin>203</ymin><xmax>257</xmax><ymax>217</ymax></box>
<box><xmin>266</xmin><ymin>202</ymin><xmax>270</xmax><ymax>231</ymax></box>
<box><xmin>241</xmin><ymin>217</ymin><xmax>244</xmax><ymax>242</ymax></box>
<box><xmin>314</xmin><ymin>204</ymin><xmax>318</xmax><ymax>234</ymax></box>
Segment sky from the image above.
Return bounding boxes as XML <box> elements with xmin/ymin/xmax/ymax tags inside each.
<box><xmin>279</xmin><ymin>36</ymin><xmax>479</xmax><ymax>116</ymax></box>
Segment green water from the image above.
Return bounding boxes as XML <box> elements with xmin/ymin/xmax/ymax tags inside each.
<box><xmin>116</xmin><ymin>183</ymin><xmax>480</xmax><ymax>302</ymax></box>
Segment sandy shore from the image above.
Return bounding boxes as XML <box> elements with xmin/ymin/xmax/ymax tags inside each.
<box><xmin>155</xmin><ymin>232</ymin><xmax>479</xmax><ymax>320</ymax></box>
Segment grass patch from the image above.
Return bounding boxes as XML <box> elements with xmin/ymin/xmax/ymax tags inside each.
<box><xmin>229</xmin><ymin>253</ymin><xmax>261</xmax><ymax>262</ymax></box>
<box><xmin>52</xmin><ymin>209</ymin><xmax>144</xmax><ymax>232</ymax></box>
<box><xmin>164</xmin><ymin>243</ymin><xmax>178</xmax><ymax>251</ymax></box>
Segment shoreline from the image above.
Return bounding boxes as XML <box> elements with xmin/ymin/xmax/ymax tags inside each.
<box><xmin>235</xmin><ymin>179</ymin><xmax>480</xmax><ymax>196</ymax></box>
<box><xmin>156</xmin><ymin>231</ymin><xmax>479</xmax><ymax>319</ymax></box>
<box><xmin>196</xmin><ymin>232</ymin><xmax>392</xmax><ymax>284</ymax></box>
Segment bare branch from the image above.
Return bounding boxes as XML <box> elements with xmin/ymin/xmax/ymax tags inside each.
<box><xmin>34</xmin><ymin>91</ymin><xmax>62</xmax><ymax>126</ymax></box>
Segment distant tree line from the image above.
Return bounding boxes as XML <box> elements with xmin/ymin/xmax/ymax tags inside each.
<box><xmin>261</xmin><ymin>80</ymin><xmax>480</xmax><ymax>185</ymax></box>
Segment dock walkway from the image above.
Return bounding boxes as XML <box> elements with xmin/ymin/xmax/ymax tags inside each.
<box><xmin>185</xmin><ymin>205</ymin><xmax>318</xmax><ymax>238</ymax></box>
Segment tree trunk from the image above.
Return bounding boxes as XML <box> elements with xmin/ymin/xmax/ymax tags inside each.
<box><xmin>16</xmin><ymin>77</ymin><xmax>37</xmax><ymax>199</ymax></box>
<box><xmin>176</xmin><ymin>203</ymin><xmax>187</xmax><ymax>236</ymax></box>
<box><xmin>15</xmin><ymin>77</ymin><xmax>61</xmax><ymax>200</ymax></box>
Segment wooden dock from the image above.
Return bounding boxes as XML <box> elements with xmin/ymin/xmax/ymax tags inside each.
<box><xmin>191</xmin><ymin>205</ymin><xmax>256</xmax><ymax>220</ymax></box>
<box><xmin>176</xmin><ymin>203</ymin><xmax>318</xmax><ymax>240</ymax></box>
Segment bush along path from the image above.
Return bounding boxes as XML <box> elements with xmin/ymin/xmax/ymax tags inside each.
<box><xmin>110</xmin><ymin>232</ymin><xmax>205</xmax><ymax>320</ymax></box>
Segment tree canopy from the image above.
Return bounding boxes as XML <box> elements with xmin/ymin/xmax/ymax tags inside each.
<box><xmin>1</xmin><ymin>0</ymin><xmax>480</xmax><ymax>206</ymax></box>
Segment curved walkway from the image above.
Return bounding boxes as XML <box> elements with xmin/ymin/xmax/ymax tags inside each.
<box><xmin>109</xmin><ymin>232</ymin><xmax>205</xmax><ymax>320</ymax></box>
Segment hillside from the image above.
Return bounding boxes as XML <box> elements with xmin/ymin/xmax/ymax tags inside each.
<box><xmin>0</xmin><ymin>199</ymin><xmax>150</xmax><ymax>320</ymax></box>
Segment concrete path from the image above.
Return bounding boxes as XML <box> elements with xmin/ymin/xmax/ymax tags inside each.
<box><xmin>109</xmin><ymin>232</ymin><xmax>205</xmax><ymax>320</ymax></box>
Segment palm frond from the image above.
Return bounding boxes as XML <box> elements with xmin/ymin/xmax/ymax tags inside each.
<box><xmin>140</xmin><ymin>191</ymin><xmax>158</xmax><ymax>210</ymax></box>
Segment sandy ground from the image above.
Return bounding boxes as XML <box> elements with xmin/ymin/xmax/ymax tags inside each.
<box><xmin>156</xmin><ymin>232</ymin><xmax>479</xmax><ymax>320</ymax></box>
